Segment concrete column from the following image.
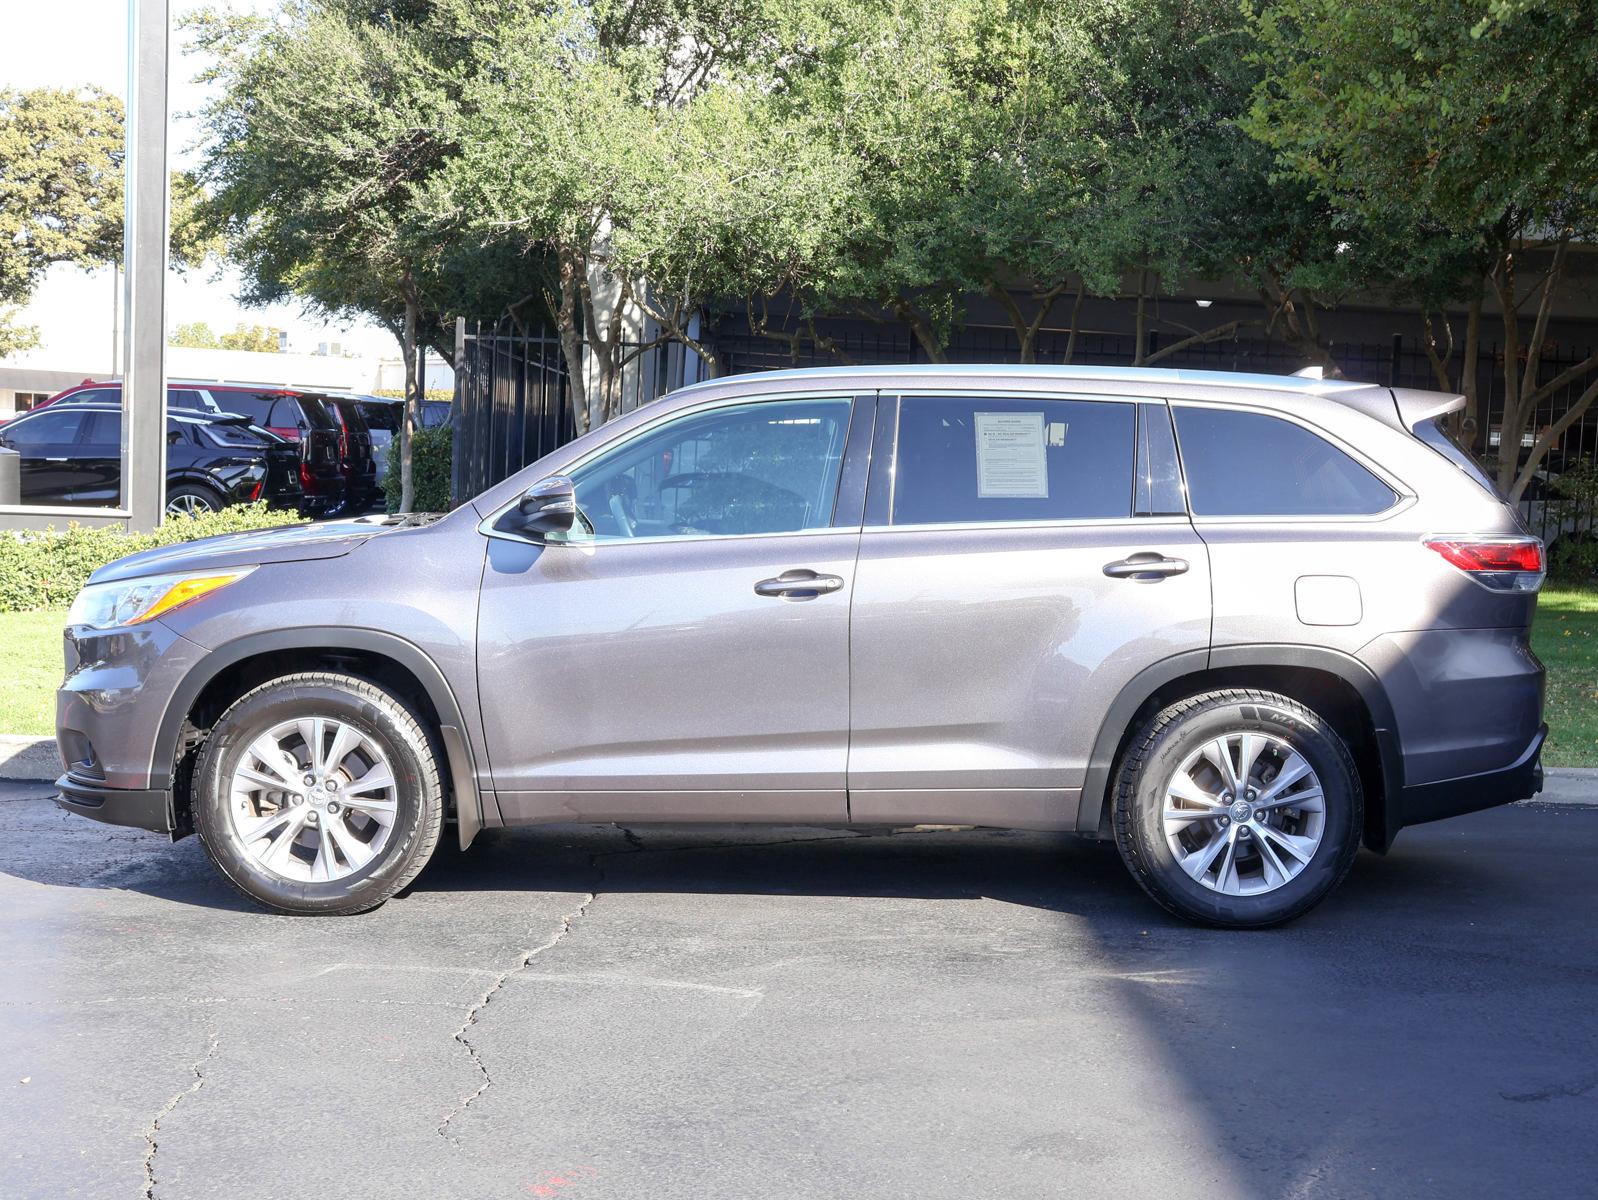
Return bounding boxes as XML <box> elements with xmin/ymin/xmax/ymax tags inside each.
<box><xmin>122</xmin><ymin>0</ymin><xmax>171</xmax><ymax>531</ymax></box>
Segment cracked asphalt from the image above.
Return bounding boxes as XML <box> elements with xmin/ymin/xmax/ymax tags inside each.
<box><xmin>1</xmin><ymin>781</ymin><xmax>1595</xmax><ymax>1200</ymax></box>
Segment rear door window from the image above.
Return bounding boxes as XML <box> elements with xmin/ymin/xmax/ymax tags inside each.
<box><xmin>891</xmin><ymin>395</ymin><xmax>1135</xmax><ymax>525</ymax></box>
<box><xmin>78</xmin><ymin>411</ymin><xmax>122</xmax><ymax>450</ymax></box>
<box><xmin>1173</xmin><ymin>407</ymin><xmax>1397</xmax><ymax>517</ymax></box>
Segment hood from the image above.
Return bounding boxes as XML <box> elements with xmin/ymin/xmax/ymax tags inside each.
<box><xmin>87</xmin><ymin>516</ymin><xmax>426</xmax><ymax>585</ymax></box>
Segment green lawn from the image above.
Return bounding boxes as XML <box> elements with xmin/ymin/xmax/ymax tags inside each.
<box><xmin>1533</xmin><ymin>586</ymin><xmax>1598</xmax><ymax>768</ymax></box>
<box><xmin>2</xmin><ymin>590</ymin><xmax>1596</xmax><ymax>764</ymax></box>
<box><xmin>0</xmin><ymin>608</ymin><xmax>65</xmax><ymax>737</ymax></box>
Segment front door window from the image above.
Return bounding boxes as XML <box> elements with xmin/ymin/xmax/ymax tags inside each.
<box><xmin>568</xmin><ymin>398</ymin><xmax>852</xmax><ymax>540</ymax></box>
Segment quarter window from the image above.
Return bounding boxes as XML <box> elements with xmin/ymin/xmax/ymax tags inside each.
<box><xmin>1173</xmin><ymin>407</ymin><xmax>1397</xmax><ymax>517</ymax></box>
<box><xmin>891</xmin><ymin>396</ymin><xmax>1135</xmax><ymax>525</ymax></box>
<box><xmin>569</xmin><ymin>398</ymin><xmax>852</xmax><ymax>540</ymax></box>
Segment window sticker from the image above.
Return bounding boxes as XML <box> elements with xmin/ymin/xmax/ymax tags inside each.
<box><xmin>975</xmin><ymin>411</ymin><xmax>1049</xmax><ymax>498</ymax></box>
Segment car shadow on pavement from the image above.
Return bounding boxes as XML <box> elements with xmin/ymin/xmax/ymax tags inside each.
<box><xmin>5</xmin><ymin>789</ymin><xmax>1596</xmax><ymax>1197</ymax></box>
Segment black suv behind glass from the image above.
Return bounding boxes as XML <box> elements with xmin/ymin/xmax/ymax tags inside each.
<box><xmin>0</xmin><ymin>404</ymin><xmax>302</xmax><ymax>516</ymax></box>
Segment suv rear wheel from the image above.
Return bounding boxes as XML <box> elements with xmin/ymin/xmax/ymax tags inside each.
<box><xmin>165</xmin><ymin>483</ymin><xmax>224</xmax><ymax>519</ymax></box>
<box><xmin>192</xmin><ymin>672</ymin><xmax>444</xmax><ymax>915</ymax></box>
<box><xmin>1112</xmin><ymin>688</ymin><xmax>1362</xmax><ymax>928</ymax></box>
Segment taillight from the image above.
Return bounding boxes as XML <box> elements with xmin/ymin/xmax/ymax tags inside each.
<box><xmin>1424</xmin><ymin>537</ymin><xmax>1544</xmax><ymax>592</ymax></box>
<box><xmin>249</xmin><ymin>479</ymin><xmax>263</xmax><ymax>502</ymax></box>
<box><xmin>299</xmin><ymin>462</ymin><xmax>317</xmax><ymax>495</ymax></box>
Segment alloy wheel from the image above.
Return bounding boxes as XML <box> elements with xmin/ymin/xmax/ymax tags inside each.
<box><xmin>227</xmin><ymin>717</ymin><xmax>398</xmax><ymax>882</ymax></box>
<box><xmin>1162</xmin><ymin>731</ymin><xmax>1326</xmax><ymax>896</ymax></box>
<box><xmin>165</xmin><ymin>492</ymin><xmax>218</xmax><ymax>518</ymax></box>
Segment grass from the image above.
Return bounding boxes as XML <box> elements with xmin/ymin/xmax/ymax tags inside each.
<box><xmin>1</xmin><ymin>587</ymin><xmax>1595</xmax><ymax>765</ymax></box>
<box><xmin>0</xmin><ymin>608</ymin><xmax>65</xmax><ymax>738</ymax></box>
<box><xmin>1532</xmin><ymin>585</ymin><xmax>1598</xmax><ymax>768</ymax></box>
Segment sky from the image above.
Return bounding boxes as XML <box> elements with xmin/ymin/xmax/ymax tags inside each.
<box><xmin>3</xmin><ymin>0</ymin><xmax>397</xmax><ymax>370</ymax></box>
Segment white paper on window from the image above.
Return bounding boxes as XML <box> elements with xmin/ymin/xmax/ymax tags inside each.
<box><xmin>974</xmin><ymin>411</ymin><xmax>1049</xmax><ymax>498</ymax></box>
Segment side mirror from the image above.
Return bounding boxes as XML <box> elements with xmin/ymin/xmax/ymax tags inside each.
<box><xmin>500</xmin><ymin>475</ymin><xmax>578</xmax><ymax>540</ymax></box>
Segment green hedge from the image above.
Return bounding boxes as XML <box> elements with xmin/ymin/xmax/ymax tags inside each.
<box><xmin>383</xmin><ymin>422</ymin><xmax>454</xmax><ymax>514</ymax></box>
<box><xmin>0</xmin><ymin>504</ymin><xmax>304</xmax><ymax>613</ymax></box>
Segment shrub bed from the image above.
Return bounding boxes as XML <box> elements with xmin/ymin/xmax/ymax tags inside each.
<box><xmin>0</xmin><ymin>505</ymin><xmax>303</xmax><ymax>613</ymax></box>
<box><xmin>383</xmin><ymin>422</ymin><xmax>454</xmax><ymax>514</ymax></box>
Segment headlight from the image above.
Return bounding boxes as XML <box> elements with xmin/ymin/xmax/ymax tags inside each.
<box><xmin>66</xmin><ymin>569</ymin><xmax>255</xmax><ymax>631</ymax></box>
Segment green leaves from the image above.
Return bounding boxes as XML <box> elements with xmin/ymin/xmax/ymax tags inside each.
<box><xmin>0</xmin><ymin>87</ymin><xmax>123</xmax><ymax>309</ymax></box>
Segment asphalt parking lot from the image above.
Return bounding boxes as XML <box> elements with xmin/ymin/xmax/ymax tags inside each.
<box><xmin>1</xmin><ymin>783</ymin><xmax>1594</xmax><ymax>1200</ymax></box>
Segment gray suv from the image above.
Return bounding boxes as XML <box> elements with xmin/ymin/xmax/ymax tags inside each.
<box><xmin>54</xmin><ymin>366</ymin><xmax>1546</xmax><ymax>927</ymax></box>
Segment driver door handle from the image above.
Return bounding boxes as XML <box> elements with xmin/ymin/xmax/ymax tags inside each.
<box><xmin>1103</xmin><ymin>553</ymin><xmax>1189</xmax><ymax>581</ymax></box>
<box><xmin>754</xmin><ymin>569</ymin><xmax>846</xmax><ymax>599</ymax></box>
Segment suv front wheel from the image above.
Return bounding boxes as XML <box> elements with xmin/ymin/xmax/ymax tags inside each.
<box><xmin>1112</xmin><ymin>688</ymin><xmax>1362</xmax><ymax>928</ymax></box>
<box><xmin>192</xmin><ymin>672</ymin><xmax>444</xmax><ymax>915</ymax></box>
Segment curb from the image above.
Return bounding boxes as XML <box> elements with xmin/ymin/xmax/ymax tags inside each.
<box><xmin>0</xmin><ymin>735</ymin><xmax>57</xmax><ymax>783</ymax></box>
<box><xmin>2</xmin><ymin>732</ymin><xmax>1596</xmax><ymax>804</ymax></box>
<box><xmin>1527</xmin><ymin>767</ymin><xmax>1598</xmax><ymax>809</ymax></box>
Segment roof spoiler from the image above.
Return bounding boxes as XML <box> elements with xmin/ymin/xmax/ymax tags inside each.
<box><xmin>1390</xmin><ymin>387</ymin><xmax>1466</xmax><ymax>431</ymax></box>
<box><xmin>1326</xmin><ymin>385</ymin><xmax>1465</xmax><ymax>433</ymax></box>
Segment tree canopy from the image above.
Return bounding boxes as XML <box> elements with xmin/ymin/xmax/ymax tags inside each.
<box><xmin>191</xmin><ymin>0</ymin><xmax>1598</xmax><ymax>499</ymax></box>
<box><xmin>0</xmin><ymin>86</ymin><xmax>215</xmax><ymax>357</ymax></box>
<box><xmin>1247</xmin><ymin>0</ymin><xmax>1598</xmax><ymax>497</ymax></box>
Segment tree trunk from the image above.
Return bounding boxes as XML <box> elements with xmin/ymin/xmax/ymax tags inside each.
<box><xmin>397</xmin><ymin>269</ymin><xmax>420</xmax><ymax>515</ymax></box>
<box><xmin>550</xmin><ymin>247</ymin><xmax>589</xmax><ymax>437</ymax></box>
<box><xmin>1461</xmin><ymin>290</ymin><xmax>1484</xmax><ymax>448</ymax></box>
<box><xmin>893</xmin><ymin>299</ymin><xmax>947</xmax><ymax>363</ymax></box>
<box><xmin>1491</xmin><ymin>253</ymin><xmax>1525</xmax><ymax>495</ymax></box>
<box><xmin>1131</xmin><ymin>272</ymin><xmax>1150</xmax><ymax>366</ymax></box>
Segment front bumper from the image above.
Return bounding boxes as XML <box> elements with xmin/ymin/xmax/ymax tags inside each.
<box><xmin>56</xmin><ymin>773</ymin><xmax>174</xmax><ymax>835</ymax></box>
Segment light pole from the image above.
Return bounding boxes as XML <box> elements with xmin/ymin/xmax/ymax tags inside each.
<box><xmin>122</xmin><ymin>0</ymin><xmax>171</xmax><ymax>531</ymax></box>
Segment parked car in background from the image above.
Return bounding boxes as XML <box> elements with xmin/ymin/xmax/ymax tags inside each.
<box><xmin>52</xmin><ymin>365</ymin><xmax>1545</xmax><ymax>927</ymax></box>
<box><xmin>202</xmin><ymin>387</ymin><xmax>376</xmax><ymax>516</ymax></box>
<box><xmin>23</xmin><ymin>381</ymin><xmax>372</xmax><ymax>517</ymax></box>
<box><xmin>351</xmin><ymin>396</ymin><xmax>452</xmax><ymax>493</ymax></box>
<box><xmin>0</xmin><ymin>402</ymin><xmax>302</xmax><ymax>517</ymax></box>
<box><xmin>26</xmin><ymin>381</ymin><xmax>376</xmax><ymax>517</ymax></box>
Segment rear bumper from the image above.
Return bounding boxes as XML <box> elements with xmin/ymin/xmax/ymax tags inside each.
<box><xmin>55</xmin><ymin>773</ymin><xmax>174</xmax><ymax>835</ymax></box>
<box><xmin>1391</xmin><ymin>723</ymin><xmax>1546</xmax><ymax>829</ymax></box>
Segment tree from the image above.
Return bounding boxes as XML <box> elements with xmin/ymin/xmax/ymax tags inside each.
<box><xmin>1246</xmin><ymin>0</ymin><xmax>1598</xmax><ymax>499</ymax></box>
<box><xmin>434</xmin><ymin>0</ymin><xmax>827</xmax><ymax>431</ymax></box>
<box><xmin>0</xmin><ymin>87</ymin><xmax>123</xmax><ymax>356</ymax></box>
<box><xmin>190</xmin><ymin>0</ymin><xmax>533</xmax><ymax>510</ymax></box>
<box><xmin>744</xmin><ymin>0</ymin><xmax>1371</xmax><ymax>370</ymax></box>
<box><xmin>218</xmin><ymin>323</ymin><xmax>282</xmax><ymax>353</ymax></box>
<box><xmin>0</xmin><ymin>86</ymin><xmax>217</xmax><ymax>358</ymax></box>
<box><xmin>170</xmin><ymin>321</ymin><xmax>220</xmax><ymax>348</ymax></box>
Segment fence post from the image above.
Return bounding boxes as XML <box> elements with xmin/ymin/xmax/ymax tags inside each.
<box><xmin>450</xmin><ymin>316</ymin><xmax>465</xmax><ymax>506</ymax></box>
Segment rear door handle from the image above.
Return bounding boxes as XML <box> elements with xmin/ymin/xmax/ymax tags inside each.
<box><xmin>1103</xmin><ymin>553</ymin><xmax>1189</xmax><ymax>581</ymax></box>
<box><xmin>754</xmin><ymin>569</ymin><xmax>846</xmax><ymax>599</ymax></box>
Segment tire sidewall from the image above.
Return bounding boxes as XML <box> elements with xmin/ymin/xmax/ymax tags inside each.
<box><xmin>194</xmin><ymin>681</ymin><xmax>431</xmax><ymax>914</ymax></box>
<box><xmin>1126</xmin><ymin>697</ymin><xmax>1359</xmax><ymax>926</ymax></box>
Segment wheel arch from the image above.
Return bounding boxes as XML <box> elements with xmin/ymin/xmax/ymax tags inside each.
<box><xmin>155</xmin><ymin>628</ymin><xmax>484</xmax><ymax>849</ymax></box>
<box><xmin>1076</xmin><ymin>645</ymin><xmax>1404</xmax><ymax>853</ymax></box>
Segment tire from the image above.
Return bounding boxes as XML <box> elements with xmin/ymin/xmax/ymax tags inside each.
<box><xmin>192</xmin><ymin>672</ymin><xmax>445</xmax><ymax>915</ymax></box>
<box><xmin>1112</xmin><ymin>688</ymin><xmax>1362</xmax><ymax>928</ymax></box>
<box><xmin>165</xmin><ymin>483</ymin><xmax>225</xmax><ymax>519</ymax></box>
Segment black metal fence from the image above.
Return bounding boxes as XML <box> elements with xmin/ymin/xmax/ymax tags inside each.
<box><xmin>451</xmin><ymin>318</ymin><xmax>696</xmax><ymax>503</ymax></box>
<box><xmin>452</xmin><ymin>314</ymin><xmax>1597</xmax><ymax>547</ymax></box>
